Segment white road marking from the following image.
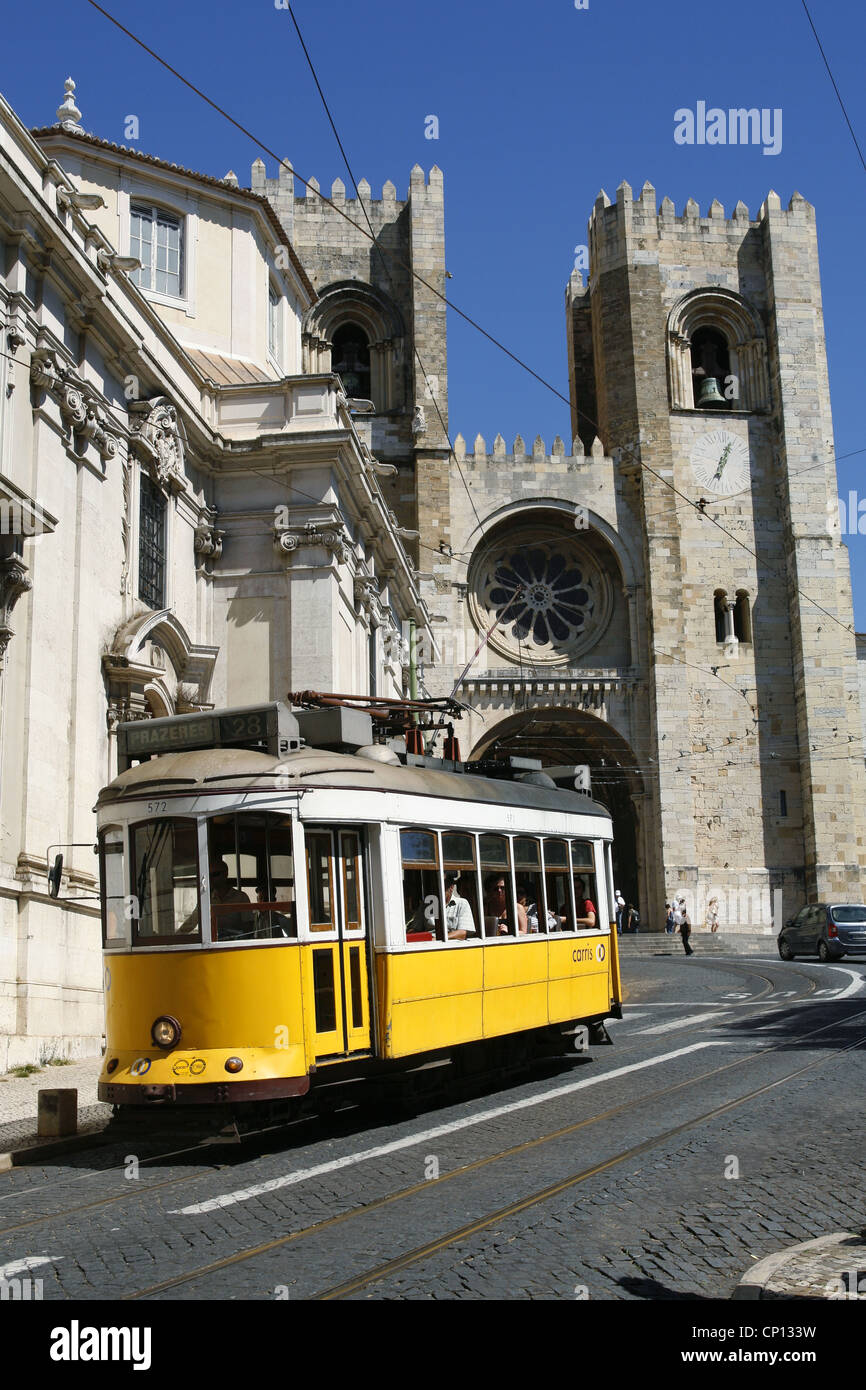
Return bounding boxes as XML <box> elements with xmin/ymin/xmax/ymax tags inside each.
<box><xmin>633</xmin><ymin>1011</ymin><xmax>730</xmax><ymax>1035</ymax></box>
<box><xmin>609</xmin><ymin>1011</ymin><xmax>649</xmax><ymax>1022</ymax></box>
<box><xmin>0</xmin><ymin>1255</ymin><xmax>63</xmax><ymax>1277</ymax></box>
<box><xmin>171</xmin><ymin>1041</ymin><xmax>731</xmax><ymax>1216</ymax></box>
<box><xmin>814</xmin><ymin>968</ymin><xmax>866</xmax><ymax>999</ymax></box>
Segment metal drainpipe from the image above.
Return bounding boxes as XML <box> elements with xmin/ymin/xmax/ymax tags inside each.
<box><xmin>408</xmin><ymin>619</ymin><xmax>418</xmax><ymax>701</ymax></box>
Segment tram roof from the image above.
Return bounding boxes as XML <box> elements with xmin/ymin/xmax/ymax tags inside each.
<box><xmin>97</xmin><ymin>746</ymin><xmax>612</xmax><ymax>820</ymax></box>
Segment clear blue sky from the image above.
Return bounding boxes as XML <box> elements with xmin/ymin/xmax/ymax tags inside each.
<box><xmin>4</xmin><ymin>1</ymin><xmax>866</xmax><ymax>622</ymax></box>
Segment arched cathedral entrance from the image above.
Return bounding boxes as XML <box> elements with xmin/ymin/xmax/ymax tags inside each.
<box><xmin>469</xmin><ymin>708</ymin><xmax>645</xmax><ymax>914</ymax></box>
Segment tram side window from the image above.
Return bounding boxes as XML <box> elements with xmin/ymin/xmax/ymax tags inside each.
<box><xmin>99</xmin><ymin>829</ymin><xmax>128</xmax><ymax>946</ymax></box>
<box><xmin>306</xmin><ymin>831</ymin><xmax>336</xmax><ymax>933</ymax></box>
<box><xmin>340</xmin><ymin>831</ymin><xmax>364</xmax><ymax>932</ymax></box>
<box><xmin>544</xmin><ymin>839</ymin><xmax>575</xmax><ymax>932</ymax></box>
<box><xmin>571</xmin><ymin>841</ymin><xmax>598</xmax><ymax>929</ymax></box>
<box><xmin>514</xmin><ymin>837</ymin><xmax>545</xmax><ymax>935</ymax></box>
<box><xmin>130</xmin><ymin>819</ymin><xmax>200</xmax><ymax>943</ymax></box>
<box><xmin>479</xmin><ymin>834</ymin><xmax>517</xmax><ymax>937</ymax></box>
<box><xmin>400</xmin><ymin>829</ymin><xmax>444</xmax><ymax>943</ymax></box>
<box><xmin>207</xmin><ymin>813</ymin><xmax>297</xmax><ymax>942</ymax></box>
<box><xmin>441</xmin><ymin>832</ymin><xmax>479</xmax><ymax>941</ymax></box>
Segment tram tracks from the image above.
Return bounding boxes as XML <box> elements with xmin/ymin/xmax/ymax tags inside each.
<box><xmin>122</xmin><ymin>1005</ymin><xmax>866</xmax><ymax>1301</ymax></box>
<box><xmin>316</xmin><ymin>1028</ymin><xmax>866</xmax><ymax>1300</ymax></box>
<box><xmin>0</xmin><ymin>963</ymin><xmax>846</xmax><ymax>1244</ymax></box>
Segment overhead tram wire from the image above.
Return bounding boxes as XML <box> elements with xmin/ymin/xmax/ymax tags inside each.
<box><xmin>77</xmin><ymin>1</ymin><xmax>864</xmax><ymax>642</ymax></box>
<box><xmin>800</xmin><ymin>1</ymin><xmax>866</xmax><ymax>176</ymax></box>
<box><xmin>2</xmin><ymin>332</ymin><xmax>860</xmax><ymax>505</ymax></box>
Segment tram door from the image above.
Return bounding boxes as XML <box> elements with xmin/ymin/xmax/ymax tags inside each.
<box><xmin>304</xmin><ymin>828</ymin><xmax>371</xmax><ymax>1058</ymax></box>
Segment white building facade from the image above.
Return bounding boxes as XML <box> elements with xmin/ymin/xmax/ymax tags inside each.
<box><xmin>0</xmin><ymin>82</ymin><xmax>430</xmax><ymax>1068</ymax></box>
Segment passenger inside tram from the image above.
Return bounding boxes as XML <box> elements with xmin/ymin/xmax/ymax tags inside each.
<box><xmin>574</xmin><ymin>875</ymin><xmax>598</xmax><ymax>929</ymax></box>
<box><xmin>254</xmin><ymin>881</ymin><xmax>297</xmax><ymax>938</ymax></box>
<box><xmin>444</xmin><ymin>871</ymin><xmax>478</xmax><ymax>940</ymax></box>
<box><xmin>179</xmin><ymin>858</ymin><xmax>253</xmax><ymax>937</ymax></box>
<box><xmin>512</xmin><ymin>884</ymin><xmax>530</xmax><ymax>934</ymax></box>
<box><xmin>483</xmin><ymin>873</ymin><xmax>507</xmax><ymax>934</ymax></box>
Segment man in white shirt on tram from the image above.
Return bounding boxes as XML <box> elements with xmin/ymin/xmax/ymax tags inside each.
<box><xmin>444</xmin><ymin>872</ymin><xmax>478</xmax><ymax>940</ymax></box>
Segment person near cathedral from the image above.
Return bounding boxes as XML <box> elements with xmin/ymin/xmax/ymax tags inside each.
<box><xmin>615</xmin><ymin>889</ymin><xmax>626</xmax><ymax>935</ymax></box>
<box><xmin>679</xmin><ymin>900</ymin><xmax>694</xmax><ymax>956</ymax></box>
<box><xmin>665</xmin><ymin>901</ymin><xmax>675</xmax><ymax>934</ymax></box>
<box><xmin>706</xmin><ymin>897</ymin><xmax>720</xmax><ymax>934</ymax></box>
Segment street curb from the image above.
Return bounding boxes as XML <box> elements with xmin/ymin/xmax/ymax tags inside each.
<box><xmin>0</xmin><ymin>1125</ymin><xmax>115</xmax><ymax>1170</ymax></box>
<box><xmin>733</xmin><ymin>1232</ymin><xmax>865</xmax><ymax>1300</ymax></box>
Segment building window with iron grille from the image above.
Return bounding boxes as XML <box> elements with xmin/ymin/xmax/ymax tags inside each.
<box><xmin>130</xmin><ymin>204</ymin><xmax>183</xmax><ymax>298</ymax></box>
<box><xmin>138</xmin><ymin>474</ymin><xmax>167</xmax><ymax>609</ymax></box>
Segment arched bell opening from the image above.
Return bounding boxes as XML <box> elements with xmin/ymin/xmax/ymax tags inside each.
<box><xmin>690</xmin><ymin>326</ymin><xmax>730</xmax><ymax>408</ymax></box>
<box><xmin>469</xmin><ymin>707</ymin><xmax>645</xmax><ymax>913</ymax></box>
<box><xmin>331</xmin><ymin>322</ymin><xmax>372</xmax><ymax>402</ymax></box>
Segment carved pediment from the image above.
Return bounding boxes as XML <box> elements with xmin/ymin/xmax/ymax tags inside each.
<box><xmin>30</xmin><ymin>337</ymin><xmax>119</xmax><ymax>461</ymax></box>
<box><xmin>128</xmin><ymin>396</ymin><xmax>185</xmax><ymax>491</ymax></box>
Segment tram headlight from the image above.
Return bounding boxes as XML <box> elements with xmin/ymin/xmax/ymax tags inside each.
<box><xmin>151</xmin><ymin>1015</ymin><xmax>181</xmax><ymax>1050</ymax></box>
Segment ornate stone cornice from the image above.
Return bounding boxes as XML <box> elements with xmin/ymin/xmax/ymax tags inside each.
<box><xmin>0</xmin><ymin>553</ymin><xmax>32</xmax><ymax>666</ymax></box>
<box><xmin>273</xmin><ymin>518</ymin><xmax>352</xmax><ymax>565</ymax></box>
<box><xmin>381</xmin><ymin>618</ymin><xmax>409</xmax><ymax>669</ymax></box>
<box><xmin>30</xmin><ymin>339</ymin><xmax>119</xmax><ymax>461</ymax></box>
<box><xmin>128</xmin><ymin>395</ymin><xmax>185</xmax><ymax>492</ymax></box>
<box><xmin>194</xmin><ymin>524</ymin><xmax>224</xmax><ymax>574</ymax></box>
<box><xmin>353</xmin><ymin>572</ymin><xmax>381</xmax><ymax>615</ymax></box>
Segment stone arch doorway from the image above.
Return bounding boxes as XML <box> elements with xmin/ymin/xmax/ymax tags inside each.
<box><xmin>469</xmin><ymin>707</ymin><xmax>645</xmax><ymax>913</ymax></box>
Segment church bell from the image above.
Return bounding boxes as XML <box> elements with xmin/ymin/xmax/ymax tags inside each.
<box><xmin>696</xmin><ymin>374</ymin><xmax>725</xmax><ymax>407</ymax></box>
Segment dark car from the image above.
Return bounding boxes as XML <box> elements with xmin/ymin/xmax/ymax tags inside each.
<box><xmin>778</xmin><ymin>903</ymin><xmax>866</xmax><ymax>962</ymax></box>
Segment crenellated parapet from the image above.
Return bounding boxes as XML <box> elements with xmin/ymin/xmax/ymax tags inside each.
<box><xmin>251</xmin><ymin>158</ymin><xmax>444</xmax><ymax>242</ymax></box>
<box><xmin>451</xmin><ymin>431</ymin><xmax>630</xmax><ymax>470</ymax></box>
<box><xmin>586</xmin><ymin>182</ymin><xmax>815</xmax><ymax>275</ymax></box>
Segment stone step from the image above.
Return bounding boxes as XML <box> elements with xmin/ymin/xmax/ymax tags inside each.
<box><xmin>615</xmin><ymin>932</ymin><xmax>775</xmax><ymax>957</ymax></box>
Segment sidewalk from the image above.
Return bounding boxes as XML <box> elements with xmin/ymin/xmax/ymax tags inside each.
<box><xmin>734</xmin><ymin>1233</ymin><xmax>866</xmax><ymax>1300</ymax></box>
<box><xmin>0</xmin><ymin>1058</ymin><xmax>112</xmax><ymax>1158</ymax></box>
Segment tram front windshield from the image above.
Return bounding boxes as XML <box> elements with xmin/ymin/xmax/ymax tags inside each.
<box><xmin>111</xmin><ymin>813</ymin><xmax>297</xmax><ymax>946</ymax></box>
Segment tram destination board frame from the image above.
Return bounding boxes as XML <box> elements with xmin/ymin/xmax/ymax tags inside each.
<box><xmin>116</xmin><ymin>702</ymin><xmax>301</xmax><ymax>770</ymax></box>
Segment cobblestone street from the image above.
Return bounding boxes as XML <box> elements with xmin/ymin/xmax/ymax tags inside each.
<box><xmin>2</xmin><ymin>952</ymin><xmax>864</xmax><ymax>1304</ymax></box>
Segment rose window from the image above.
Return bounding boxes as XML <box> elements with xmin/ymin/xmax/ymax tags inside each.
<box><xmin>470</xmin><ymin>530</ymin><xmax>611</xmax><ymax>665</ymax></box>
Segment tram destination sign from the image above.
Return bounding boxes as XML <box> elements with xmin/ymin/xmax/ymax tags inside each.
<box><xmin>117</xmin><ymin>703</ymin><xmax>301</xmax><ymax>770</ymax></box>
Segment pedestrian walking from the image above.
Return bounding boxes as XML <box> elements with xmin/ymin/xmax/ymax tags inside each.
<box><xmin>679</xmin><ymin>898</ymin><xmax>694</xmax><ymax>956</ymax></box>
<box><xmin>627</xmin><ymin>903</ymin><xmax>640</xmax><ymax>933</ymax></box>
<box><xmin>614</xmin><ymin>890</ymin><xmax>626</xmax><ymax>935</ymax></box>
<box><xmin>664</xmin><ymin>901</ymin><xmax>675</xmax><ymax>934</ymax></box>
<box><xmin>706</xmin><ymin>897</ymin><xmax>720</xmax><ymax>934</ymax></box>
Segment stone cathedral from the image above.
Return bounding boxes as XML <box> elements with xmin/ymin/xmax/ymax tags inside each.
<box><xmin>4</xmin><ymin>78</ymin><xmax>866</xmax><ymax>1065</ymax></box>
<box><xmin>264</xmin><ymin>168</ymin><xmax>866</xmax><ymax>932</ymax></box>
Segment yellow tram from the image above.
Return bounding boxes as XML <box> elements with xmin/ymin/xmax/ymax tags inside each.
<box><xmin>96</xmin><ymin>703</ymin><xmax>622</xmax><ymax>1109</ymax></box>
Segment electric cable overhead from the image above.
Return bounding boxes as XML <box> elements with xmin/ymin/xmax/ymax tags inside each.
<box><xmin>800</xmin><ymin>1</ymin><xmax>866</xmax><ymax>176</ymax></box>
<box><xmin>74</xmin><ymin>0</ymin><xmax>866</xmax><ymax>670</ymax></box>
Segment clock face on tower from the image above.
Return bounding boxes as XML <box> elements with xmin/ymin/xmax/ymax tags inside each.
<box><xmin>690</xmin><ymin>429</ymin><xmax>751</xmax><ymax>497</ymax></box>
